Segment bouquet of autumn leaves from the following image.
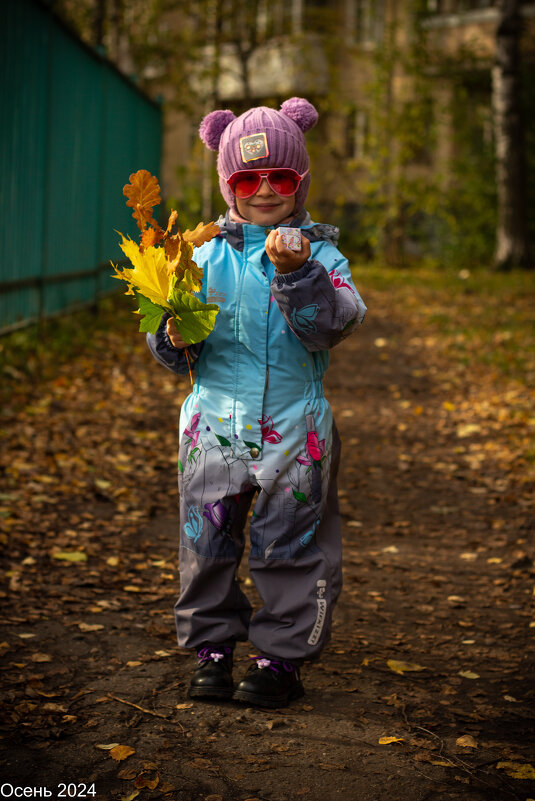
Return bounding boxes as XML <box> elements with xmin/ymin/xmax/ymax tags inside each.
<box><xmin>112</xmin><ymin>169</ymin><xmax>219</xmax><ymax>343</ymax></box>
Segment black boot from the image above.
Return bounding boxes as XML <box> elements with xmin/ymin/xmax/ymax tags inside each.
<box><xmin>232</xmin><ymin>657</ymin><xmax>304</xmax><ymax>708</ymax></box>
<box><xmin>188</xmin><ymin>645</ymin><xmax>234</xmax><ymax>700</ymax></box>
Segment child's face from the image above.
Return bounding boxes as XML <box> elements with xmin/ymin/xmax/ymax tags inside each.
<box><xmin>236</xmin><ymin>178</ymin><xmax>296</xmax><ymax>226</ymax></box>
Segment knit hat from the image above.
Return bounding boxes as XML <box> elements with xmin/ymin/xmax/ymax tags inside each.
<box><xmin>199</xmin><ymin>97</ymin><xmax>318</xmax><ymax>214</ymax></box>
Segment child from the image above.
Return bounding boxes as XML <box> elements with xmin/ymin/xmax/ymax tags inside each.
<box><xmin>147</xmin><ymin>97</ymin><xmax>366</xmax><ymax>708</ymax></box>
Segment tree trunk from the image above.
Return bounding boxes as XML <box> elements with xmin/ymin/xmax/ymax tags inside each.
<box><xmin>201</xmin><ymin>0</ymin><xmax>223</xmax><ymax>220</ymax></box>
<box><xmin>93</xmin><ymin>0</ymin><xmax>106</xmax><ymax>48</ymax></box>
<box><xmin>492</xmin><ymin>0</ymin><xmax>532</xmax><ymax>270</ymax></box>
<box><xmin>381</xmin><ymin>7</ymin><xmax>404</xmax><ymax>267</ymax></box>
<box><xmin>235</xmin><ymin>0</ymin><xmax>260</xmax><ymax>105</ymax></box>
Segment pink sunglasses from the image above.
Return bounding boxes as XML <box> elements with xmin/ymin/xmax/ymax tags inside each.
<box><xmin>226</xmin><ymin>167</ymin><xmax>309</xmax><ymax>199</ymax></box>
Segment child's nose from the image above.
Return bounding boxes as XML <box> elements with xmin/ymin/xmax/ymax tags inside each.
<box><xmin>256</xmin><ymin>178</ymin><xmax>275</xmax><ymax>196</ymax></box>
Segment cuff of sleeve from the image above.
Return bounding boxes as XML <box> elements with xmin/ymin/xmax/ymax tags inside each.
<box><xmin>273</xmin><ymin>259</ymin><xmax>320</xmax><ymax>287</ymax></box>
<box><xmin>158</xmin><ymin>313</ymin><xmax>180</xmax><ymax>352</ymax></box>
<box><xmin>163</xmin><ymin>329</ymin><xmax>179</xmax><ymax>352</ymax></box>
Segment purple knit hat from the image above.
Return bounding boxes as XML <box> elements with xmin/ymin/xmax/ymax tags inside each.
<box><xmin>199</xmin><ymin>97</ymin><xmax>318</xmax><ymax>214</ymax></box>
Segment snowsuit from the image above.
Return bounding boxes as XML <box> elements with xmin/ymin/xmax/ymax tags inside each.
<box><xmin>147</xmin><ymin>211</ymin><xmax>366</xmax><ymax>663</ymax></box>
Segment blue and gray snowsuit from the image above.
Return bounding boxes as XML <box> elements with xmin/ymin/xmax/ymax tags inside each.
<box><xmin>147</xmin><ymin>210</ymin><xmax>366</xmax><ymax>663</ymax></box>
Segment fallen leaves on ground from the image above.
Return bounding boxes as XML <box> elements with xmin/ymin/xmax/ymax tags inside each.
<box><xmin>109</xmin><ymin>745</ymin><xmax>136</xmax><ymax>762</ymax></box>
<box><xmin>1</xmin><ymin>267</ymin><xmax>534</xmax><ymax>798</ymax></box>
<box><xmin>387</xmin><ymin>659</ymin><xmax>427</xmax><ymax>675</ymax></box>
<box><xmin>52</xmin><ymin>551</ymin><xmax>88</xmax><ymax>562</ymax></box>
<box><xmin>458</xmin><ymin>670</ymin><xmax>480</xmax><ymax>679</ymax></box>
<box><xmin>496</xmin><ymin>762</ymin><xmax>535</xmax><ymax>780</ymax></box>
<box><xmin>456</xmin><ymin>735</ymin><xmax>478</xmax><ymax>748</ymax></box>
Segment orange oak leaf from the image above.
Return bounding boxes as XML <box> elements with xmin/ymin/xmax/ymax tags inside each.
<box><xmin>123</xmin><ymin>170</ymin><xmax>161</xmax><ymax>232</ymax></box>
<box><xmin>178</xmin><ymin>240</ymin><xmax>195</xmax><ymax>273</ymax></box>
<box><xmin>166</xmin><ymin>238</ymin><xmax>203</xmax><ymax>293</ymax></box>
<box><xmin>141</xmin><ymin>226</ymin><xmax>164</xmax><ymax>251</ymax></box>
<box><xmin>164</xmin><ymin>210</ymin><xmax>179</xmax><ymax>238</ymax></box>
<box><xmin>183</xmin><ymin>220</ymin><xmax>219</xmax><ymax>247</ymax></box>
<box><xmin>164</xmin><ymin>235</ymin><xmax>182</xmax><ymax>269</ymax></box>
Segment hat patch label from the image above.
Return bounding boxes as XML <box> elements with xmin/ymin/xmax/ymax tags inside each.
<box><xmin>239</xmin><ymin>132</ymin><xmax>269</xmax><ymax>163</ymax></box>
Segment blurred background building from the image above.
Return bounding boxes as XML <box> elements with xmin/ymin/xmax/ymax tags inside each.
<box><xmin>26</xmin><ymin>1</ymin><xmax>535</xmax><ymax>270</ymax></box>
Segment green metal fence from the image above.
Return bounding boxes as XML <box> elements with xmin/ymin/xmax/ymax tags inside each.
<box><xmin>0</xmin><ymin>0</ymin><xmax>162</xmax><ymax>332</ymax></box>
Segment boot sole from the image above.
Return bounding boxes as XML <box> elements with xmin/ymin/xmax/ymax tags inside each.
<box><xmin>232</xmin><ymin>683</ymin><xmax>304</xmax><ymax>708</ymax></box>
<box><xmin>188</xmin><ymin>686</ymin><xmax>234</xmax><ymax>700</ymax></box>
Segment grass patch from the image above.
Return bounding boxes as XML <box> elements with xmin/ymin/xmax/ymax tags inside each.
<box><xmin>2</xmin><ymin>262</ymin><xmax>534</xmax><ymax>396</ymax></box>
<box><xmin>354</xmin><ymin>261</ymin><xmax>535</xmax><ymax>387</ymax></box>
<box><xmin>0</xmin><ymin>295</ymin><xmax>137</xmax><ymax>405</ymax></box>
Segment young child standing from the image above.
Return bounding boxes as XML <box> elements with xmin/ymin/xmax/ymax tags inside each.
<box><xmin>147</xmin><ymin>97</ymin><xmax>366</xmax><ymax>708</ymax></box>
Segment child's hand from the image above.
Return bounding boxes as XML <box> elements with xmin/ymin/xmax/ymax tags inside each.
<box><xmin>265</xmin><ymin>230</ymin><xmax>311</xmax><ymax>274</ymax></box>
<box><xmin>166</xmin><ymin>317</ymin><xmax>188</xmax><ymax>349</ymax></box>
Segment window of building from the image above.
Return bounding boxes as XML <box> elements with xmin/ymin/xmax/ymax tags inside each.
<box><xmin>258</xmin><ymin>0</ymin><xmax>302</xmax><ymax>37</ymax></box>
<box><xmin>346</xmin><ymin>107</ymin><xmax>370</xmax><ymax>159</ymax></box>
<box><xmin>347</xmin><ymin>0</ymin><xmax>385</xmax><ymax>45</ymax></box>
<box><xmin>426</xmin><ymin>0</ymin><xmax>496</xmax><ymax>12</ymax></box>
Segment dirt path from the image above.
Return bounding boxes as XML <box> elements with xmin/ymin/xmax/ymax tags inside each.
<box><xmin>1</xmin><ymin>289</ymin><xmax>534</xmax><ymax>801</ymax></box>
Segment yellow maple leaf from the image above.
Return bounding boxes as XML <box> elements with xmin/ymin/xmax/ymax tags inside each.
<box><xmin>113</xmin><ymin>236</ymin><xmax>172</xmax><ymax>311</ymax></box>
<box><xmin>379</xmin><ymin>736</ymin><xmax>405</xmax><ymax>745</ymax></box>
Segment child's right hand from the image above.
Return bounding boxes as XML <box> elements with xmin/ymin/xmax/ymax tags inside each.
<box><xmin>166</xmin><ymin>317</ymin><xmax>188</xmax><ymax>350</ymax></box>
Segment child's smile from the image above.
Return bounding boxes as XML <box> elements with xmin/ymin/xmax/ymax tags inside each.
<box><xmin>236</xmin><ymin>179</ymin><xmax>296</xmax><ymax>226</ymax></box>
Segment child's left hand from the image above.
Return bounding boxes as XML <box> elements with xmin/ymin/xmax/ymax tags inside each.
<box><xmin>265</xmin><ymin>230</ymin><xmax>311</xmax><ymax>274</ymax></box>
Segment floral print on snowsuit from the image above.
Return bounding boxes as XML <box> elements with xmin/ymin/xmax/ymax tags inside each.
<box><xmin>147</xmin><ymin>210</ymin><xmax>366</xmax><ymax>663</ymax></box>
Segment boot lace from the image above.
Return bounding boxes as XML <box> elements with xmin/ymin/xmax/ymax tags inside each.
<box><xmin>252</xmin><ymin>656</ymin><xmax>295</xmax><ymax>674</ymax></box>
<box><xmin>198</xmin><ymin>645</ymin><xmax>232</xmax><ymax>664</ymax></box>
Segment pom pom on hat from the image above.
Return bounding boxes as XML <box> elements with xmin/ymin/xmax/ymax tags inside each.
<box><xmin>280</xmin><ymin>97</ymin><xmax>318</xmax><ymax>132</ymax></box>
<box><xmin>199</xmin><ymin>109</ymin><xmax>236</xmax><ymax>151</ymax></box>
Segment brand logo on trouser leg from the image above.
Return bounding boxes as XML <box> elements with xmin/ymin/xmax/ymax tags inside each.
<box><xmin>307</xmin><ymin>580</ymin><xmax>327</xmax><ymax>646</ymax></box>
